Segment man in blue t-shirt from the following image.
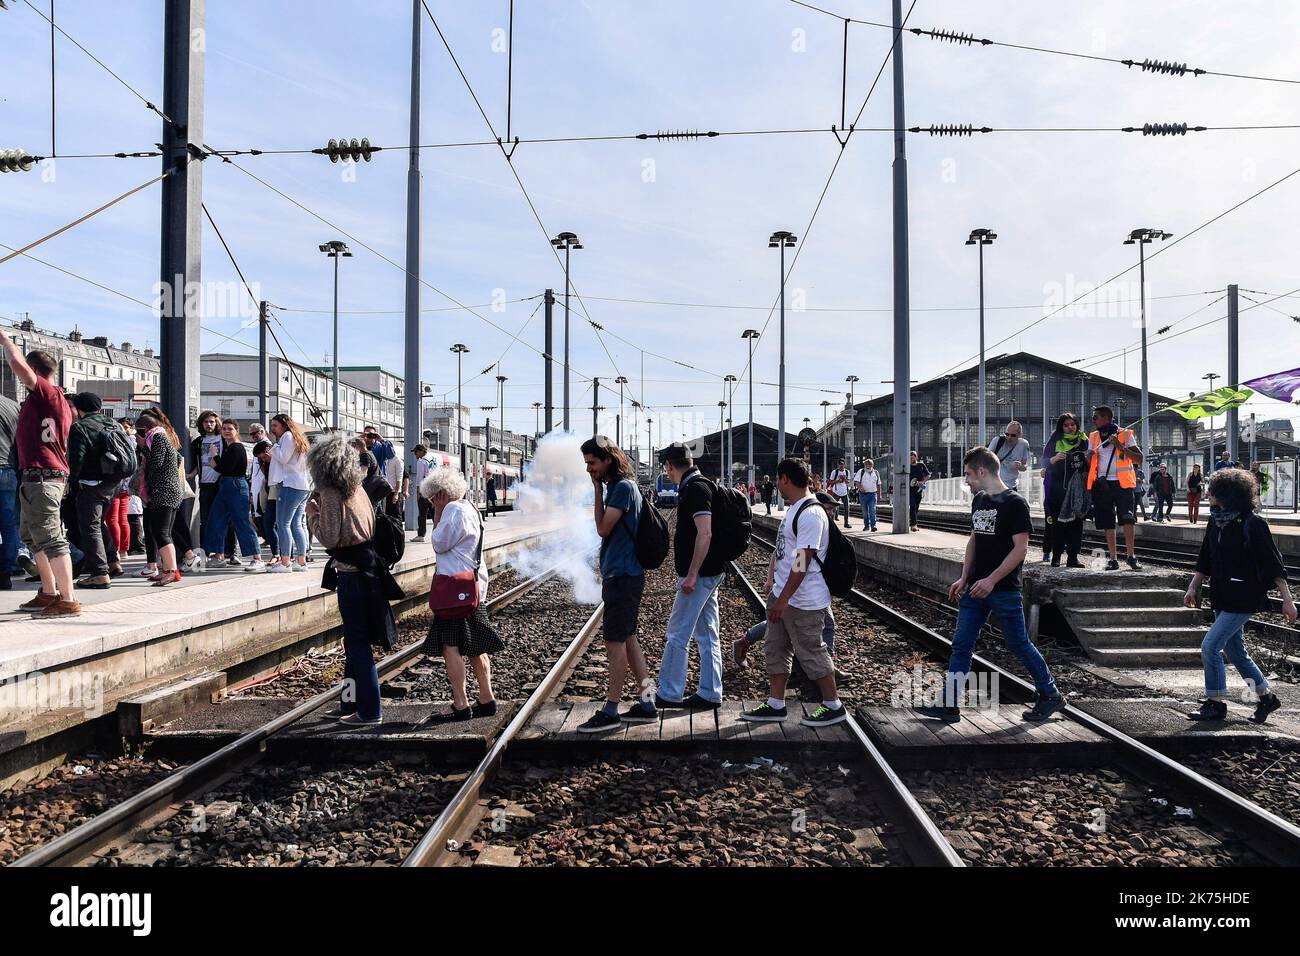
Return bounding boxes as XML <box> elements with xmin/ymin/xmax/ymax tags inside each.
<box><xmin>576</xmin><ymin>436</ymin><xmax>657</xmax><ymax>733</ymax></box>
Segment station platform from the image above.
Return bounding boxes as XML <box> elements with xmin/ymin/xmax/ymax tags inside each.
<box><xmin>0</xmin><ymin>510</ymin><xmax>561</xmax><ymax>784</ymax></box>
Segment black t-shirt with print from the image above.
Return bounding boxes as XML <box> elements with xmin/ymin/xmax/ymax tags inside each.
<box><xmin>673</xmin><ymin>470</ymin><xmax>726</xmax><ymax>578</ymax></box>
<box><xmin>969</xmin><ymin>490</ymin><xmax>1032</xmax><ymax>592</ymax></box>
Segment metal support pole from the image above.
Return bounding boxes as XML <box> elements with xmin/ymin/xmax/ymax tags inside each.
<box><xmin>257</xmin><ymin>300</ymin><xmax>269</xmax><ymax>426</ymax></box>
<box><xmin>543</xmin><ymin>288</ymin><xmax>554</xmax><ymax>434</ymax></box>
<box><xmin>1138</xmin><ymin>240</ymin><xmax>1152</xmax><ymax>456</ymax></box>
<box><xmin>402</xmin><ymin>0</ymin><xmax>422</xmax><ymax>529</ymax></box>
<box><xmin>890</xmin><ymin>0</ymin><xmax>911</xmax><ymax>533</ymax></box>
<box><xmin>977</xmin><ymin>241</ymin><xmax>986</xmax><ymax>447</ymax></box>
<box><xmin>456</xmin><ymin>351</ymin><xmax>465</xmax><ymax>473</ymax></box>
<box><xmin>563</xmin><ymin>246</ymin><xmax>571</xmax><ymax>431</ymax></box>
<box><xmin>778</xmin><ymin>243</ymin><xmax>787</xmax><ymax>463</ymax></box>
<box><xmin>747</xmin><ymin>336</ymin><xmax>755</xmax><ymax>488</ymax></box>
<box><xmin>592</xmin><ymin>377</ymin><xmax>599</xmax><ymax>435</ymax></box>
<box><xmin>332</xmin><ymin>253</ymin><xmax>340</xmax><ymax>430</ymax></box>
<box><xmin>946</xmin><ymin>376</ymin><xmax>953</xmax><ymax>477</ymax></box>
<box><xmin>159</xmin><ymin>0</ymin><xmax>205</xmax><ymax>465</ymax></box>
<box><xmin>1227</xmin><ymin>283</ymin><xmax>1239</xmax><ymax>462</ymax></box>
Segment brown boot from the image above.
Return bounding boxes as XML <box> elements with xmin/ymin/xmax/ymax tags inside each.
<box><xmin>34</xmin><ymin>598</ymin><xmax>82</xmax><ymax>619</ymax></box>
<box><xmin>19</xmin><ymin>590</ymin><xmax>59</xmax><ymax>611</ymax></box>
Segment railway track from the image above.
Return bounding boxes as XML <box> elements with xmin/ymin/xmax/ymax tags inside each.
<box><xmin>735</xmin><ymin>533</ymin><xmax>1300</xmax><ymax>866</ymax></box>
<box><xmin>9</xmin><ymin>564</ymin><xmax>579</xmax><ymax>868</ymax></box>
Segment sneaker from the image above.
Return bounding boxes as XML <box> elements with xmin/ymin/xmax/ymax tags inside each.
<box><xmin>619</xmin><ymin>701</ymin><xmax>658</xmax><ymax>723</ymax></box>
<box><xmin>1105</xmin><ymin>559</ymin><xmax>1120</xmax><ymax>571</ymax></box>
<box><xmin>740</xmin><ymin>702</ymin><xmax>788</xmax><ymax>722</ymax></box>
<box><xmin>1050</xmin><ymin>558</ymin><xmax>1061</xmax><ymax>567</ymax></box>
<box><xmin>1022</xmin><ymin>694</ymin><xmax>1065</xmax><ymax>722</ymax></box>
<box><xmin>183</xmin><ymin>551</ymin><xmax>207</xmax><ymax>573</ymax></box>
<box><xmin>801</xmin><ymin>704</ymin><xmax>847</xmax><ymax>727</ymax></box>
<box><xmin>683</xmin><ymin>693</ymin><xmax>721</xmax><ymax>711</ymax></box>
<box><xmin>1066</xmin><ymin>558</ymin><xmax>1085</xmax><ymax>568</ymax></box>
<box><xmin>731</xmin><ymin>637</ymin><xmax>750</xmax><ymax>668</ymax></box>
<box><xmin>653</xmin><ymin>694</ymin><xmax>688</xmax><ymax>710</ymax></box>
<box><xmin>225</xmin><ymin>556</ymin><xmax>243</xmax><ymax>568</ymax></box>
<box><xmin>76</xmin><ymin>575</ymin><xmax>111</xmax><ymax>589</ymax></box>
<box><xmin>290</xmin><ymin>562</ymin><xmax>307</xmax><ymax>573</ymax></box>
<box><xmin>471</xmin><ymin>700</ymin><xmax>497</xmax><ymax>718</ymax></box>
<box><xmin>1248</xmin><ymin>692</ymin><xmax>1281</xmax><ymax>725</ymax></box>
<box><xmin>576</xmin><ymin>710</ymin><xmax>623</xmax><ymax>734</ymax></box>
<box><xmin>267</xmin><ymin>563</ymin><xmax>292</xmax><ymax>574</ymax></box>
<box><xmin>319</xmin><ymin>708</ymin><xmax>353</xmax><ymax>720</ymax></box>
<box><xmin>338</xmin><ymin>713</ymin><xmax>382</xmax><ymax>726</ymax></box>
<box><xmin>17</xmin><ymin>554</ymin><xmax>38</xmax><ymax>578</ymax></box>
<box><xmin>19</xmin><ymin>591</ymin><xmax>59</xmax><ymax>611</ymax></box>
<box><xmin>913</xmin><ymin>704</ymin><xmax>960</xmax><ymax>723</ymax></box>
<box><xmin>1126</xmin><ymin>556</ymin><xmax>1142</xmax><ymax>571</ymax></box>
<box><xmin>138</xmin><ymin>567</ymin><xmax>158</xmax><ymax>578</ymax></box>
<box><xmin>1188</xmin><ymin>699</ymin><xmax>1228</xmax><ymax>721</ymax></box>
<box><xmin>34</xmin><ymin>599</ymin><xmax>82</xmax><ymax>619</ymax></box>
<box><xmin>409</xmin><ymin>535</ymin><xmax>426</xmax><ymax>543</ymax></box>
<box><xmin>244</xmin><ymin>560</ymin><xmax>267</xmax><ymax>573</ymax></box>
<box><xmin>427</xmin><ymin>706</ymin><xmax>472</xmax><ymax>724</ymax></box>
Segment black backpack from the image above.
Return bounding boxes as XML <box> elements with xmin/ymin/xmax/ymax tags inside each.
<box><xmin>689</xmin><ymin>474</ymin><xmax>751</xmax><ymax>562</ymax></box>
<box><xmin>91</xmin><ymin>420</ymin><xmax>137</xmax><ymax>482</ymax></box>
<box><xmin>792</xmin><ymin>499</ymin><xmax>857</xmax><ymax>597</ymax></box>
<box><xmin>371</xmin><ymin>502</ymin><xmax>406</xmax><ymax>568</ymax></box>
<box><xmin>618</xmin><ymin>483</ymin><xmax>670</xmax><ymax>570</ymax></box>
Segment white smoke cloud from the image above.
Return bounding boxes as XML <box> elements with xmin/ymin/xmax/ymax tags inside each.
<box><xmin>511</xmin><ymin>431</ymin><xmax>603</xmax><ymax>605</ymax></box>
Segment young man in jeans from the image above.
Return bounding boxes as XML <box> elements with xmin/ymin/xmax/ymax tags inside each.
<box><xmin>915</xmin><ymin>446</ymin><xmax>1063</xmax><ymax>723</ymax></box>
<box><xmin>655</xmin><ymin>443</ymin><xmax>725</xmax><ymax>711</ymax></box>
<box><xmin>577</xmin><ymin>436</ymin><xmax>658</xmax><ymax>733</ymax></box>
<box><xmin>0</xmin><ymin>329</ymin><xmax>79</xmax><ymax>617</ymax></box>
<box><xmin>67</xmin><ymin>392</ymin><xmax>125</xmax><ymax>589</ymax></box>
<box><xmin>741</xmin><ymin>459</ymin><xmax>845</xmax><ymax>727</ymax></box>
<box><xmin>854</xmin><ymin>458</ymin><xmax>880</xmax><ymax>531</ymax></box>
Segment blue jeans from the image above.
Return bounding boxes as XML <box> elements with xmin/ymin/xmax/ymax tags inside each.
<box><xmin>1202</xmin><ymin>610</ymin><xmax>1269</xmax><ymax>700</ymax></box>
<box><xmin>274</xmin><ymin>486</ymin><xmax>310</xmax><ymax>559</ymax></box>
<box><xmin>336</xmin><ymin>572</ymin><xmax>382</xmax><ymax>720</ymax></box>
<box><xmin>658</xmin><ymin>574</ymin><xmax>723</xmax><ymax>703</ymax></box>
<box><xmin>861</xmin><ymin>491</ymin><xmax>877</xmax><ymax>529</ymax></box>
<box><xmin>203</xmin><ymin>477</ymin><xmax>261</xmax><ymax>557</ymax></box>
<box><xmin>946</xmin><ymin>591</ymin><xmax>1057</xmax><ymax>706</ymax></box>
<box><xmin>1154</xmin><ymin>494</ymin><xmax>1173</xmax><ymax>521</ymax></box>
<box><xmin>746</xmin><ymin>604</ymin><xmax>835</xmax><ymax>656</ymax></box>
<box><xmin>0</xmin><ymin>469</ymin><xmax>18</xmax><ymax>573</ymax></box>
<box><xmin>261</xmin><ymin>498</ymin><xmax>278</xmax><ymax>556</ymax></box>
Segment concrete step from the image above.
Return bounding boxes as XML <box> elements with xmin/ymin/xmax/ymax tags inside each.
<box><xmin>1073</xmin><ymin>626</ymin><xmax>1207</xmax><ymax>649</ymax></box>
<box><xmin>1087</xmin><ymin>646</ymin><xmax>1206</xmax><ymax>667</ymax></box>
<box><xmin>1054</xmin><ymin>588</ymin><xmax>1185</xmax><ymax>609</ymax></box>
<box><xmin>1067</xmin><ymin>607</ymin><xmax>1203</xmax><ymax>627</ymax></box>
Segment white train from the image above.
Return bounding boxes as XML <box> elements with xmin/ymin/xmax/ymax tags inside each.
<box><xmin>424</xmin><ymin>449</ymin><xmax>520</xmax><ymax>509</ymax></box>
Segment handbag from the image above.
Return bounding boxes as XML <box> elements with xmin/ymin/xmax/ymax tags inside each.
<box><xmin>428</xmin><ymin>507</ymin><xmax>483</xmax><ymax>619</ymax></box>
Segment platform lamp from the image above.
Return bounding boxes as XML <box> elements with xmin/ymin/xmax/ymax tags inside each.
<box><xmin>768</xmin><ymin>230</ymin><xmax>797</xmax><ymax>462</ymax></box>
<box><xmin>742</xmin><ymin>329</ymin><xmax>760</xmax><ymax>489</ymax></box>
<box><xmin>1124</xmin><ymin>227</ymin><xmax>1173</xmax><ymax>458</ymax></box>
<box><xmin>450</xmin><ymin>343</ymin><xmax>469</xmax><ymax>471</ymax></box>
<box><xmin>965</xmin><ymin>228</ymin><xmax>996</xmax><ymax>446</ymax></box>
<box><xmin>318</xmin><ymin>240</ymin><xmax>352</xmax><ymax>430</ymax></box>
<box><xmin>549</xmin><ymin>231</ymin><xmax>583</xmax><ymax>430</ymax></box>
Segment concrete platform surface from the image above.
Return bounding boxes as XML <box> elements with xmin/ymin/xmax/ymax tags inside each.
<box><xmin>1071</xmin><ymin>697</ymin><xmax>1300</xmax><ymax>749</ymax></box>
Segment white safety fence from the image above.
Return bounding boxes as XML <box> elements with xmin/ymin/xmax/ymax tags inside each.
<box><xmin>922</xmin><ymin>473</ymin><xmax>1045</xmax><ymax>509</ymax></box>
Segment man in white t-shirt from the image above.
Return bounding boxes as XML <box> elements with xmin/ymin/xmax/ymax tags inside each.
<box><xmin>740</xmin><ymin>457</ymin><xmax>846</xmax><ymax>728</ymax></box>
<box><xmin>854</xmin><ymin>459</ymin><xmax>880</xmax><ymax>531</ymax></box>
<box><xmin>988</xmin><ymin>421</ymin><xmax>1031</xmax><ymax>490</ymax></box>
<box><xmin>828</xmin><ymin>458</ymin><xmax>852</xmax><ymax>529</ymax></box>
<box><xmin>410</xmin><ymin>445</ymin><xmax>432</xmax><ymax>542</ymax></box>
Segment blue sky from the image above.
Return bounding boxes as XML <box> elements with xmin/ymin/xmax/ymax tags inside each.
<box><xmin>1</xmin><ymin>0</ymin><xmax>1298</xmax><ymax>444</ymax></box>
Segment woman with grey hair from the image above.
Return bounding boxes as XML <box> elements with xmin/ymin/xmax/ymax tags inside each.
<box><xmin>422</xmin><ymin>465</ymin><xmax>502</xmax><ymax>722</ymax></box>
<box><xmin>306</xmin><ymin>433</ymin><xmax>400</xmax><ymax>726</ymax></box>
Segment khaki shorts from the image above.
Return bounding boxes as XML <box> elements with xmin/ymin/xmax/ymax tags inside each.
<box><xmin>20</xmin><ymin>479</ymin><xmax>69</xmax><ymax>558</ymax></box>
<box><xmin>763</xmin><ymin>596</ymin><xmax>834</xmax><ymax>681</ymax></box>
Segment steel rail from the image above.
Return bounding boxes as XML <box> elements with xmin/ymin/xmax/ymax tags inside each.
<box><xmin>11</xmin><ymin>565</ymin><xmax>561</xmax><ymax>868</ymax></box>
<box><xmin>402</xmin><ymin>602</ymin><xmax>605</xmax><ymax>866</ymax></box>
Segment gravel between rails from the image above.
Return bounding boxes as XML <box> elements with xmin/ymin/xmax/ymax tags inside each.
<box><xmin>903</xmin><ymin>766</ymin><xmax>1269</xmax><ymax>866</ymax></box>
<box><xmin>1181</xmin><ymin>743</ymin><xmax>1300</xmax><ymax>829</ymax></box>
<box><xmin>465</xmin><ymin>756</ymin><xmax>906</xmax><ymax>866</ymax></box>
<box><xmin>0</xmin><ymin>755</ymin><xmax>184</xmax><ymax>865</ymax></box>
<box><xmin>92</xmin><ymin>761</ymin><xmax>461</xmax><ymax>867</ymax></box>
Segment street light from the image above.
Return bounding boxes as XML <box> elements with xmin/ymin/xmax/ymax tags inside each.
<box><xmin>550</xmin><ymin>231</ymin><xmax>582</xmax><ymax>430</ymax></box>
<box><xmin>1203</xmin><ymin>371</ymin><xmax>1220</xmax><ymax>464</ymax></box>
<box><xmin>742</xmin><ymin>329</ymin><xmax>760</xmax><ymax>487</ymax></box>
<box><xmin>845</xmin><ymin>375</ymin><xmax>859</xmax><ymax>499</ymax></box>
<box><xmin>724</xmin><ymin>374</ymin><xmax>738</xmax><ymax>480</ymax></box>
<box><xmin>965</xmin><ymin>228</ymin><xmax>996</xmax><ymax>446</ymax></box>
<box><xmin>1124</xmin><ymin>227</ymin><xmax>1173</xmax><ymax>457</ymax></box>
<box><xmin>318</xmin><ymin>240</ymin><xmax>352</xmax><ymax>430</ymax></box>
<box><xmin>615</xmin><ymin>376</ymin><xmax>628</xmax><ymax>446</ymax></box>
<box><xmin>496</xmin><ymin>373</ymin><xmax>508</xmax><ymax>467</ymax></box>
<box><xmin>718</xmin><ymin>400</ymin><xmax>728</xmax><ymax>481</ymax></box>
<box><xmin>646</xmin><ymin>416</ymin><xmax>654</xmax><ymax>474</ymax></box>
<box><xmin>820</xmin><ymin>399</ymin><xmax>832</xmax><ymax>479</ymax></box>
<box><xmin>450</xmin><ymin>343</ymin><xmax>469</xmax><ymax>471</ymax></box>
<box><xmin>532</xmin><ymin>401</ymin><xmax>542</xmax><ymax>439</ymax></box>
<box><xmin>769</xmin><ymin>230</ymin><xmax>797</xmax><ymax>462</ymax></box>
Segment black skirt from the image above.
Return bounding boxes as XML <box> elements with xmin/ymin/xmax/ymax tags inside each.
<box><xmin>424</xmin><ymin>607</ymin><xmax>503</xmax><ymax>657</ymax></box>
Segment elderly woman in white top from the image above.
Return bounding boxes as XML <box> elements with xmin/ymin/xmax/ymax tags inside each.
<box><xmin>422</xmin><ymin>466</ymin><xmax>502</xmax><ymax>723</ymax></box>
<box><xmin>268</xmin><ymin>413</ymin><xmax>312</xmax><ymax>573</ymax></box>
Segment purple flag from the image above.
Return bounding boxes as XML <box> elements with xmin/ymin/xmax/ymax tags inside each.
<box><xmin>1244</xmin><ymin>367</ymin><xmax>1300</xmax><ymax>404</ymax></box>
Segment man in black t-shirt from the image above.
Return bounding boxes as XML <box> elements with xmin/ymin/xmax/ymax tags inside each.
<box><xmin>653</xmin><ymin>443</ymin><xmax>726</xmax><ymax>710</ymax></box>
<box><xmin>908</xmin><ymin>451</ymin><xmax>929</xmax><ymax>530</ymax></box>
<box><xmin>914</xmin><ymin>445</ymin><xmax>1063</xmax><ymax>724</ymax></box>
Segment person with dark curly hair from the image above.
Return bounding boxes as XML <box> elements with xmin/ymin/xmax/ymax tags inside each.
<box><xmin>1184</xmin><ymin>468</ymin><xmax>1295</xmax><ymax>724</ymax></box>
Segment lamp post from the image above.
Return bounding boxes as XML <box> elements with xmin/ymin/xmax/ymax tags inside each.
<box><xmin>769</xmin><ymin>230</ymin><xmax>797</xmax><ymax>462</ymax></box>
<box><xmin>965</xmin><ymin>228</ymin><xmax>996</xmax><ymax>446</ymax></box>
<box><xmin>1124</xmin><ymin>227</ymin><xmax>1173</xmax><ymax>457</ymax></box>
<box><xmin>742</xmin><ymin>329</ymin><xmax>759</xmax><ymax>487</ymax></box>
<box><xmin>845</xmin><ymin>374</ymin><xmax>858</xmax><ymax>491</ymax></box>
<box><xmin>614</xmin><ymin>376</ymin><xmax>627</xmax><ymax>447</ymax></box>
<box><xmin>450</xmin><ymin>343</ymin><xmax>468</xmax><ymax>471</ymax></box>
<box><xmin>549</xmin><ymin>231</ymin><xmax>582</xmax><ymax>430</ymax></box>
<box><xmin>943</xmin><ymin>374</ymin><xmax>954</xmax><ymax>477</ymax></box>
<box><xmin>820</xmin><ymin>400</ymin><xmax>831</xmax><ymax>480</ymax></box>
<box><xmin>318</xmin><ymin>240</ymin><xmax>352</xmax><ymax>430</ymax></box>
<box><xmin>496</xmin><ymin>374</ymin><xmax>508</xmax><ymax>469</ymax></box>
<box><xmin>724</xmin><ymin>373</ymin><xmax>737</xmax><ymax>480</ymax></box>
<box><xmin>646</xmin><ymin>417</ymin><xmax>653</xmax><ymax>475</ymax></box>
<box><xmin>532</xmin><ymin>401</ymin><xmax>542</xmax><ymax>439</ymax></box>
<box><xmin>1203</xmin><ymin>372</ymin><xmax>1220</xmax><ymax>465</ymax></box>
<box><xmin>718</xmin><ymin>400</ymin><xmax>727</xmax><ymax>480</ymax></box>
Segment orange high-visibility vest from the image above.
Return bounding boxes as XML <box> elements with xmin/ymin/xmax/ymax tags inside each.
<box><xmin>1087</xmin><ymin>429</ymin><xmax>1136</xmax><ymax>490</ymax></box>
